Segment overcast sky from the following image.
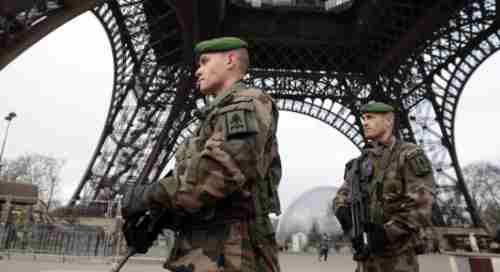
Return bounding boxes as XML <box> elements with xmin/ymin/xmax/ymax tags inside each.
<box><xmin>1</xmin><ymin>12</ymin><xmax>499</xmax><ymax>212</ymax></box>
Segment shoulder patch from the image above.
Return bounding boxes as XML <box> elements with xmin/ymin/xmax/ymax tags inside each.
<box><xmin>219</xmin><ymin>100</ymin><xmax>258</xmax><ymax>138</ymax></box>
<box><xmin>406</xmin><ymin>147</ymin><xmax>432</xmax><ymax>176</ymax></box>
<box><xmin>226</xmin><ymin>110</ymin><xmax>249</xmax><ymax>135</ymax></box>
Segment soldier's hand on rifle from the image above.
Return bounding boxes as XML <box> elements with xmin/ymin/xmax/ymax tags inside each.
<box><xmin>120</xmin><ymin>178</ymin><xmax>176</xmax><ymax>255</ymax></box>
<box><xmin>122</xmin><ymin>212</ymin><xmax>158</xmax><ymax>254</ymax></box>
<box><xmin>335</xmin><ymin>206</ymin><xmax>352</xmax><ymax>234</ymax></box>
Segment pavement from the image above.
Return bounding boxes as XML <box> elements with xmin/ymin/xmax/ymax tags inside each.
<box><xmin>0</xmin><ymin>253</ymin><xmax>453</xmax><ymax>272</ymax></box>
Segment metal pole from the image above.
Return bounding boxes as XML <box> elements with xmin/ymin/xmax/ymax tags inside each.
<box><xmin>0</xmin><ymin>112</ymin><xmax>17</xmax><ymax>176</ymax></box>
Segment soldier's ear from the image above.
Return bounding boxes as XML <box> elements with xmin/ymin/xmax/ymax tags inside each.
<box><xmin>226</xmin><ymin>51</ymin><xmax>238</xmax><ymax>69</ymax></box>
<box><xmin>386</xmin><ymin>112</ymin><xmax>395</xmax><ymax>126</ymax></box>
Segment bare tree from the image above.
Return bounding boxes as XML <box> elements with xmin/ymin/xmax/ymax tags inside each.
<box><xmin>0</xmin><ymin>153</ymin><xmax>65</xmax><ymax>209</ymax></box>
<box><xmin>462</xmin><ymin>161</ymin><xmax>500</xmax><ymax>231</ymax></box>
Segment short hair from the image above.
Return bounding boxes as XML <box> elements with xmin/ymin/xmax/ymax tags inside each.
<box><xmin>233</xmin><ymin>48</ymin><xmax>249</xmax><ymax>74</ymax></box>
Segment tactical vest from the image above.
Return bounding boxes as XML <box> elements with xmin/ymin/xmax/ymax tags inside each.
<box><xmin>363</xmin><ymin>140</ymin><xmax>409</xmax><ymax>224</ymax></box>
<box><xmin>362</xmin><ymin>139</ymin><xmax>432</xmax><ymax>254</ymax></box>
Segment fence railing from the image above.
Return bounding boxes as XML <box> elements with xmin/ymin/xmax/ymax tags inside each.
<box><xmin>0</xmin><ymin>198</ymin><xmax>174</xmax><ymax>261</ymax></box>
<box><xmin>0</xmin><ymin>222</ymin><xmax>174</xmax><ymax>261</ymax></box>
<box><xmin>0</xmin><ymin>223</ymin><xmax>119</xmax><ymax>256</ymax></box>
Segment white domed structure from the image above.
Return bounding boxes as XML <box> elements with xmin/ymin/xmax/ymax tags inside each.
<box><xmin>276</xmin><ymin>186</ymin><xmax>341</xmax><ymax>243</ymax></box>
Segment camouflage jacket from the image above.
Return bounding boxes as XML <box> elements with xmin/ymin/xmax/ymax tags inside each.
<box><xmin>334</xmin><ymin>138</ymin><xmax>435</xmax><ymax>255</ymax></box>
<box><xmin>162</xmin><ymin>82</ymin><xmax>281</xmax><ymax>272</ymax></box>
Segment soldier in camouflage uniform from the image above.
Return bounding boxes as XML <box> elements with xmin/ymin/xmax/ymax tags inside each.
<box><xmin>333</xmin><ymin>101</ymin><xmax>435</xmax><ymax>272</ymax></box>
<box><xmin>123</xmin><ymin>37</ymin><xmax>282</xmax><ymax>272</ymax></box>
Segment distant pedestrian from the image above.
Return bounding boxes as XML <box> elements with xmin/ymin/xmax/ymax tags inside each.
<box><xmin>318</xmin><ymin>234</ymin><xmax>330</xmax><ymax>262</ymax></box>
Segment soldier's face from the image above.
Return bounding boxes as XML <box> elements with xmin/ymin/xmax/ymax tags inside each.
<box><xmin>361</xmin><ymin>113</ymin><xmax>392</xmax><ymax>140</ymax></box>
<box><xmin>195</xmin><ymin>52</ymin><xmax>229</xmax><ymax>95</ymax></box>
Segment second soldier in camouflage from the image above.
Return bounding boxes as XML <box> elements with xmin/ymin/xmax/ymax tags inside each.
<box><xmin>334</xmin><ymin>101</ymin><xmax>435</xmax><ymax>272</ymax></box>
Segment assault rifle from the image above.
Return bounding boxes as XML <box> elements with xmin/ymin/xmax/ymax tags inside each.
<box><xmin>350</xmin><ymin>156</ymin><xmax>372</xmax><ymax>262</ymax></box>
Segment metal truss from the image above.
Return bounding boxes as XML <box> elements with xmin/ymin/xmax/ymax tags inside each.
<box><xmin>400</xmin><ymin>0</ymin><xmax>500</xmax><ymax>226</ymax></box>
<box><xmin>2</xmin><ymin>0</ymin><xmax>497</xmax><ymax>228</ymax></box>
<box><xmin>247</xmin><ymin>69</ymin><xmax>367</xmax><ymax>148</ymax></box>
<box><xmin>69</xmin><ymin>0</ymin><xmax>199</xmax><ymax>204</ymax></box>
<box><xmin>0</xmin><ymin>1</ymin><xmax>64</xmax><ymax>45</ymax></box>
<box><xmin>0</xmin><ymin>0</ymin><xmax>103</xmax><ymax>70</ymax></box>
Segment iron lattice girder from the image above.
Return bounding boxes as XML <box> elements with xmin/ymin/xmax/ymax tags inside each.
<box><xmin>40</xmin><ymin>0</ymin><xmax>495</xmax><ymax>227</ymax></box>
<box><xmin>373</xmin><ymin>0</ymin><xmax>469</xmax><ymax>75</ymax></box>
<box><xmin>400</xmin><ymin>0</ymin><xmax>500</xmax><ymax>226</ymax></box>
<box><xmin>402</xmin><ymin>0</ymin><xmax>499</xmax><ymax>145</ymax></box>
<box><xmin>138</xmin><ymin>1</ymin><xmax>468</xmax><ymax>76</ymax></box>
<box><xmin>0</xmin><ymin>0</ymin><xmax>105</xmax><ymax>70</ymax></box>
<box><xmin>70</xmin><ymin>0</ymin><xmax>193</xmax><ymax>203</ymax></box>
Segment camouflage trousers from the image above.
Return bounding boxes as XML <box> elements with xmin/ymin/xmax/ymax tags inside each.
<box><xmin>356</xmin><ymin>250</ymin><xmax>418</xmax><ymax>272</ymax></box>
<box><xmin>166</xmin><ymin>221</ymin><xmax>280</xmax><ymax>272</ymax></box>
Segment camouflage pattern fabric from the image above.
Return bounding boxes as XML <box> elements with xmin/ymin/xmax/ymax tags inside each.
<box><xmin>334</xmin><ymin>138</ymin><xmax>436</xmax><ymax>271</ymax></box>
<box><xmin>159</xmin><ymin>82</ymin><xmax>281</xmax><ymax>272</ymax></box>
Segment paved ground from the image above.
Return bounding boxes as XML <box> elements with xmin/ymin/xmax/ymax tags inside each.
<box><xmin>1</xmin><ymin>253</ymin><xmax>451</xmax><ymax>272</ymax></box>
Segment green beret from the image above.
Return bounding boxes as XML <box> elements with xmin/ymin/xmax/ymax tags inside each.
<box><xmin>194</xmin><ymin>37</ymin><xmax>248</xmax><ymax>55</ymax></box>
<box><xmin>360</xmin><ymin>101</ymin><xmax>394</xmax><ymax>113</ymax></box>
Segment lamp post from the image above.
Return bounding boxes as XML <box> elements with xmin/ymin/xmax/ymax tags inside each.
<box><xmin>0</xmin><ymin>112</ymin><xmax>17</xmax><ymax>176</ymax></box>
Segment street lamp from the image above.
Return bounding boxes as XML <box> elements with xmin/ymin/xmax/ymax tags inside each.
<box><xmin>0</xmin><ymin>112</ymin><xmax>17</xmax><ymax>176</ymax></box>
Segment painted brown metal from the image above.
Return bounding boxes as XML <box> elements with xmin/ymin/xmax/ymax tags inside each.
<box><xmin>1</xmin><ymin>0</ymin><xmax>498</xmax><ymax>228</ymax></box>
<box><xmin>373</xmin><ymin>0</ymin><xmax>467</xmax><ymax>75</ymax></box>
<box><xmin>0</xmin><ymin>0</ymin><xmax>34</xmax><ymax>16</ymax></box>
<box><xmin>0</xmin><ymin>181</ymin><xmax>38</xmax><ymax>205</ymax></box>
<box><xmin>0</xmin><ymin>0</ymin><xmax>101</xmax><ymax>71</ymax></box>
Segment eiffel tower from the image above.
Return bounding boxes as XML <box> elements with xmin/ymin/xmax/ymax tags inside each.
<box><xmin>1</xmin><ymin>0</ymin><xmax>499</xmax><ymax>228</ymax></box>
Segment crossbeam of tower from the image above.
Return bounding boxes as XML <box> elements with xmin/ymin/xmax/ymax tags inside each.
<box><xmin>2</xmin><ymin>0</ymin><xmax>499</xmax><ymax>228</ymax></box>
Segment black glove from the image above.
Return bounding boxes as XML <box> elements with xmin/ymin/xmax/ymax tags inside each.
<box><xmin>365</xmin><ymin>222</ymin><xmax>386</xmax><ymax>255</ymax></box>
<box><xmin>122</xmin><ymin>212</ymin><xmax>161</xmax><ymax>254</ymax></box>
<box><xmin>351</xmin><ymin>235</ymin><xmax>368</xmax><ymax>261</ymax></box>
<box><xmin>121</xmin><ymin>184</ymin><xmax>149</xmax><ymax>219</ymax></box>
<box><xmin>335</xmin><ymin>206</ymin><xmax>352</xmax><ymax>234</ymax></box>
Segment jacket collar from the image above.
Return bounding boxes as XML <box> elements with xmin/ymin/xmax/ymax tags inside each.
<box><xmin>364</xmin><ymin>136</ymin><xmax>397</xmax><ymax>157</ymax></box>
<box><xmin>194</xmin><ymin>81</ymin><xmax>246</xmax><ymax>120</ymax></box>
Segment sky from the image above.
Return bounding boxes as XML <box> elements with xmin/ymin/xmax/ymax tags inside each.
<box><xmin>1</xmin><ymin>12</ymin><xmax>500</xmax><ymax>212</ymax></box>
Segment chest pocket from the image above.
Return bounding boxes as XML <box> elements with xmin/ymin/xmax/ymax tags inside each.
<box><xmin>382</xmin><ymin>150</ymin><xmax>407</xmax><ymax>199</ymax></box>
<box><xmin>368</xmin><ymin>150</ymin><xmax>405</xmax><ymax>199</ymax></box>
<box><xmin>383</xmin><ymin>166</ymin><xmax>403</xmax><ymax>195</ymax></box>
